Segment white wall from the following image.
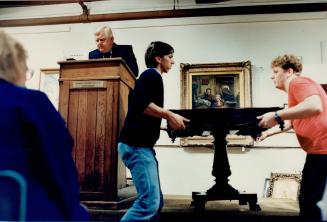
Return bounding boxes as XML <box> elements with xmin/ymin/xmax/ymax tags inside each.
<box><xmin>2</xmin><ymin>8</ymin><xmax>327</xmax><ymax>197</ymax></box>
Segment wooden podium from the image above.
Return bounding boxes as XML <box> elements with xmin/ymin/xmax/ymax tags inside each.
<box><xmin>58</xmin><ymin>58</ymin><xmax>136</xmax><ymax>208</ymax></box>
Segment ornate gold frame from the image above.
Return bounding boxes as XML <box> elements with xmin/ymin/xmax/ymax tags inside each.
<box><xmin>267</xmin><ymin>172</ymin><xmax>302</xmax><ymax>200</ymax></box>
<box><xmin>180</xmin><ymin>61</ymin><xmax>252</xmax><ymax>147</ymax></box>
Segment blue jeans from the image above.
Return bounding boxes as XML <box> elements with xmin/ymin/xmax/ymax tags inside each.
<box><xmin>118</xmin><ymin>142</ymin><xmax>163</xmax><ymax>222</ymax></box>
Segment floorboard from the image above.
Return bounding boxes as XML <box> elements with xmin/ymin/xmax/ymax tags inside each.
<box><xmin>87</xmin><ymin>195</ymin><xmax>299</xmax><ymax>222</ymax></box>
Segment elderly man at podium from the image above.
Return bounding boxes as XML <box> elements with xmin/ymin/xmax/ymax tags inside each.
<box><xmin>89</xmin><ymin>25</ymin><xmax>139</xmax><ymax>77</ymax></box>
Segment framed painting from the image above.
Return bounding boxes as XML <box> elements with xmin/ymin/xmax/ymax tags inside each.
<box><xmin>267</xmin><ymin>172</ymin><xmax>302</xmax><ymax>201</ymax></box>
<box><xmin>180</xmin><ymin>61</ymin><xmax>252</xmax><ymax>147</ymax></box>
<box><xmin>39</xmin><ymin>68</ymin><xmax>60</xmax><ymax>110</ymax></box>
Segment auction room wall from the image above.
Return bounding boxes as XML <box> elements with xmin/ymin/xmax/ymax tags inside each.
<box><xmin>4</xmin><ymin>10</ymin><xmax>327</xmax><ymax>196</ymax></box>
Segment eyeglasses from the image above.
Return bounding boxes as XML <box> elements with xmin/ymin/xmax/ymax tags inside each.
<box><xmin>26</xmin><ymin>68</ymin><xmax>34</xmax><ymax>80</ymax></box>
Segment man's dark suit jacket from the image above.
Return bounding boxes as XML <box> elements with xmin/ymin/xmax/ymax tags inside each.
<box><xmin>0</xmin><ymin>79</ymin><xmax>88</xmax><ymax>220</ymax></box>
<box><xmin>89</xmin><ymin>43</ymin><xmax>139</xmax><ymax>77</ymax></box>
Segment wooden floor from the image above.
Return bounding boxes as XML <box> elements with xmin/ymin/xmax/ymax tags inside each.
<box><xmin>87</xmin><ymin>195</ymin><xmax>300</xmax><ymax>222</ymax></box>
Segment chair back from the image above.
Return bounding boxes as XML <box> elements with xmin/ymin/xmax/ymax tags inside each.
<box><xmin>0</xmin><ymin>170</ymin><xmax>27</xmax><ymax>221</ymax></box>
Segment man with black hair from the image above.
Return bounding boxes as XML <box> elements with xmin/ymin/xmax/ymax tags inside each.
<box><xmin>118</xmin><ymin>41</ymin><xmax>189</xmax><ymax>222</ymax></box>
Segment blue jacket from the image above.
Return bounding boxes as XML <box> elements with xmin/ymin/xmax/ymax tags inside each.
<box><xmin>0</xmin><ymin>79</ymin><xmax>88</xmax><ymax>220</ymax></box>
<box><xmin>89</xmin><ymin>43</ymin><xmax>139</xmax><ymax>77</ymax></box>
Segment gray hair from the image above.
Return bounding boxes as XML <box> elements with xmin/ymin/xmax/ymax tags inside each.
<box><xmin>0</xmin><ymin>30</ymin><xmax>27</xmax><ymax>83</ymax></box>
<box><xmin>95</xmin><ymin>26</ymin><xmax>113</xmax><ymax>38</ymax></box>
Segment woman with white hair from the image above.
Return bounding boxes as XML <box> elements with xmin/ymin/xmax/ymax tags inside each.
<box><xmin>0</xmin><ymin>30</ymin><xmax>88</xmax><ymax>220</ymax></box>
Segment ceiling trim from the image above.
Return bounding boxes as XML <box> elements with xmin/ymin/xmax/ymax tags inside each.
<box><xmin>0</xmin><ymin>3</ymin><xmax>326</xmax><ymax>27</ymax></box>
<box><xmin>0</xmin><ymin>0</ymin><xmax>102</xmax><ymax>8</ymax></box>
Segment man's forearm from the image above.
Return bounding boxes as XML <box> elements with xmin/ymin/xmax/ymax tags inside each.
<box><xmin>144</xmin><ymin>102</ymin><xmax>170</xmax><ymax>119</ymax></box>
<box><xmin>279</xmin><ymin>95</ymin><xmax>322</xmax><ymax>120</ymax></box>
<box><xmin>144</xmin><ymin>103</ymin><xmax>188</xmax><ymax>131</ymax></box>
<box><xmin>266</xmin><ymin>120</ymin><xmax>292</xmax><ymax>136</ymax></box>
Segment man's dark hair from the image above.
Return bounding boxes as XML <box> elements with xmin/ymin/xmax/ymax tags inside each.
<box><xmin>145</xmin><ymin>41</ymin><xmax>174</xmax><ymax>68</ymax></box>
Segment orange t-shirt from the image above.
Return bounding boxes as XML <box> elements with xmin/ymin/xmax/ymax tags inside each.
<box><xmin>288</xmin><ymin>76</ymin><xmax>327</xmax><ymax>154</ymax></box>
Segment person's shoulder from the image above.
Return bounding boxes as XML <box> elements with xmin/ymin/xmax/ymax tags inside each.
<box><xmin>0</xmin><ymin>81</ymin><xmax>41</xmax><ymax>98</ymax></box>
<box><xmin>89</xmin><ymin>49</ymin><xmax>100</xmax><ymax>58</ymax></box>
<box><xmin>112</xmin><ymin>43</ymin><xmax>133</xmax><ymax>51</ymax></box>
<box><xmin>139</xmin><ymin>68</ymin><xmax>161</xmax><ymax>80</ymax></box>
<box><xmin>24</xmin><ymin>89</ymin><xmax>60</xmax><ymax>121</ymax></box>
<box><xmin>0</xmin><ymin>82</ymin><xmax>49</xmax><ymax>108</ymax></box>
<box><xmin>8</xmin><ymin>85</ymin><xmax>49</xmax><ymax>104</ymax></box>
<box><xmin>142</xmin><ymin>68</ymin><xmax>159</xmax><ymax>74</ymax></box>
<box><xmin>114</xmin><ymin>43</ymin><xmax>132</xmax><ymax>48</ymax></box>
<box><xmin>89</xmin><ymin>49</ymin><xmax>98</xmax><ymax>54</ymax></box>
<box><xmin>293</xmin><ymin>76</ymin><xmax>316</xmax><ymax>84</ymax></box>
<box><xmin>0</xmin><ymin>81</ymin><xmax>25</xmax><ymax>102</ymax></box>
<box><xmin>124</xmin><ymin>45</ymin><xmax>133</xmax><ymax>50</ymax></box>
<box><xmin>114</xmin><ymin>43</ymin><xmax>133</xmax><ymax>51</ymax></box>
<box><xmin>21</xmin><ymin>88</ymin><xmax>49</xmax><ymax>103</ymax></box>
<box><xmin>27</xmin><ymin>88</ymin><xmax>47</xmax><ymax>97</ymax></box>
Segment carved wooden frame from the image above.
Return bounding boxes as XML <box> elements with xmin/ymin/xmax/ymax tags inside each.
<box><xmin>267</xmin><ymin>172</ymin><xmax>302</xmax><ymax>200</ymax></box>
<box><xmin>180</xmin><ymin>61</ymin><xmax>252</xmax><ymax>147</ymax></box>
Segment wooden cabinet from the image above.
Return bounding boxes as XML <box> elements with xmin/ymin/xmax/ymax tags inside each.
<box><xmin>58</xmin><ymin>58</ymin><xmax>135</xmax><ymax>207</ymax></box>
